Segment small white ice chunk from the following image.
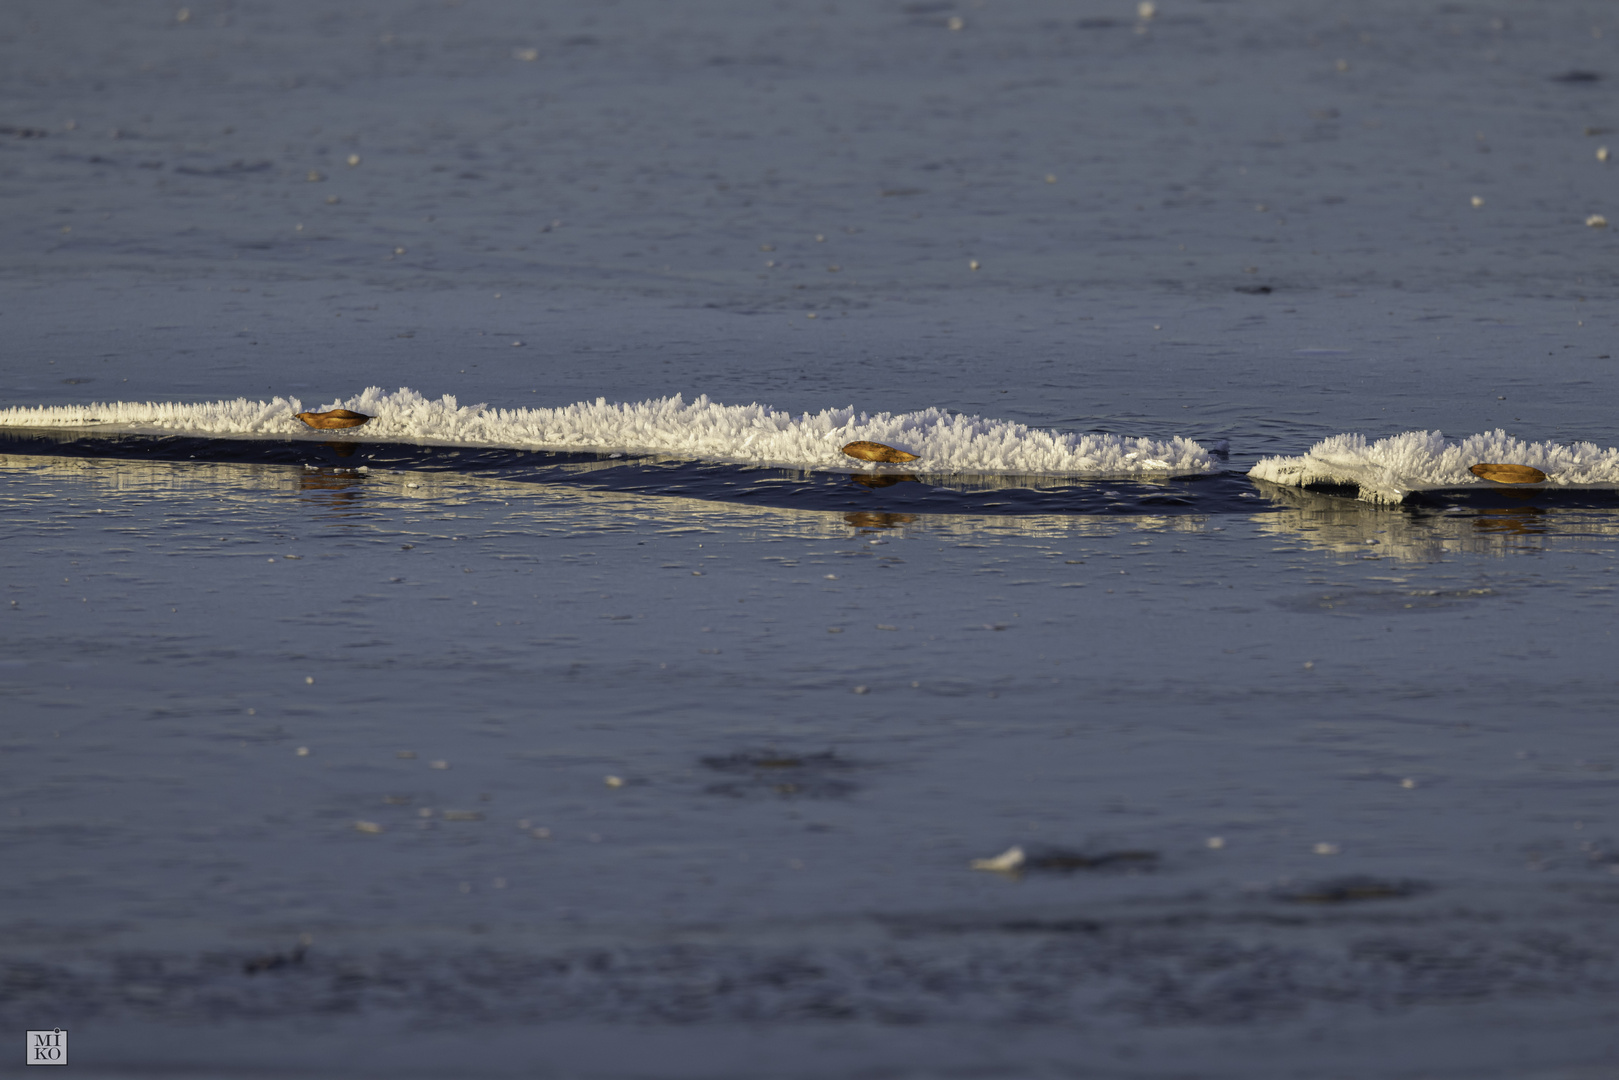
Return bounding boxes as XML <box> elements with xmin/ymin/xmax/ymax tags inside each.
<box><xmin>971</xmin><ymin>845</ymin><xmax>1026</xmax><ymax>872</ymax></box>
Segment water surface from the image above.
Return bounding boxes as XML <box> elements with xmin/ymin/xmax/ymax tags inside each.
<box><xmin>3</xmin><ymin>0</ymin><xmax>1618</xmax><ymax>1075</ymax></box>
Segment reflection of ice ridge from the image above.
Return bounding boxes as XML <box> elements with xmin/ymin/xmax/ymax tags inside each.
<box><xmin>1250</xmin><ymin>429</ymin><xmax>1619</xmax><ymax>504</ymax></box>
<box><xmin>0</xmin><ymin>387</ymin><xmax>1218</xmax><ymax>477</ymax></box>
<box><xmin>1251</xmin><ymin>480</ymin><xmax>1619</xmax><ymax>562</ymax></box>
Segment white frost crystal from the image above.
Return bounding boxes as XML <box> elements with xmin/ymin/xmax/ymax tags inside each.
<box><xmin>1250</xmin><ymin>429</ymin><xmax>1619</xmax><ymax>503</ymax></box>
<box><xmin>0</xmin><ymin>388</ymin><xmax>1219</xmax><ymax>478</ymax></box>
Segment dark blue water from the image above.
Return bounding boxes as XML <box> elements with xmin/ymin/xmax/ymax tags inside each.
<box><xmin>4</xmin><ymin>1</ymin><xmax>1619</xmax><ymax>1076</ymax></box>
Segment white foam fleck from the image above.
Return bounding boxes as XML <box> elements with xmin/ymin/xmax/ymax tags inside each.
<box><xmin>1250</xmin><ymin>429</ymin><xmax>1619</xmax><ymax>503</ymax></box>
<box><xmin>0</xmin><ymin>387</ymin><xmax>1219</xmax><ymax>477</ymax></box>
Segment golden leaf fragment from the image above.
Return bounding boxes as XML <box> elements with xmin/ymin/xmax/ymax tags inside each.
<box><xmin>296</xmin><ymin>409</ymin><xmax>372</xmax><ymax>430</ymax></box>
<box><xmin>841</xmin><ymin>440</ymin><xmax>919</xmax><ymax>463</ymax></box>
<box><xmin>1469</xmin><ymin>463</ymin><xmax>1547</xmax><ymax>485</ymax></box>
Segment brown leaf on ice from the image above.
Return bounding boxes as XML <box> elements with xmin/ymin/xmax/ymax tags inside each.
<box><xmin>842</xmin><ymin>440</ymin><xmax>919</xmax><ymax>463</ymax></box>
<box><xmin>296</xmin><ymin>409</ymin><xmax>372</xmax><ymax>430</ymax></box>
<box><xmin>1469</xmin><ymin>463</ymin><xmax>1547</xmax><ymax>485</ymax></box>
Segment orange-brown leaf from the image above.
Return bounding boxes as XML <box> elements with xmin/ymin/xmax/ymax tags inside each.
<box><xmin>841</xmin><ymin>440</ymin><xmax>919</xmax><ymax>463</ymax></box>
<box><xmin>296</xmin><ymin>409</ymin><xmax>372</xmax><ymax>430</ymax></box>
<box><xmin>1469</xmin><ymin>462</ymin><xmax>1547</xmax><ymax>484</ymax></box>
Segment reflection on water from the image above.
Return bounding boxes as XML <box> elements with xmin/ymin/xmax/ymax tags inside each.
<box><xmin>297</xmin><ymin>469</ymin><xmax>368</xmax><ymax>514</ymax></box>
<box><xmin>0</xmin><ymin>429</ymin><xmax>1255</xmax><ymax>516</ymax></box>
<box><xmin>850</xmin><ymin>473</ymin><xmax>920</xmax><ymax>489</ymax></box>
<box><xmin>844</xmin><ymin>511</ymin><xmax>918</xmax><ymax>529</ymax></box>
<box><xmin>1472</xmin><ymin>508</ymin><xmax>1547</xmax><ymax>535</ymax></box>
<box><xmin>1252</xmin><ymin>479</ymin><xmax>1619</xmax><ymax>561</ymax></box>
<box><xmin>1</xmin><ymin>454</ymin><xmax>1206</xmax><ymax>543</ymax></box>
<box><xmin>554</xmin><ymin>455</ymin><xmax>655</xmax><ymax>476</ymax></box>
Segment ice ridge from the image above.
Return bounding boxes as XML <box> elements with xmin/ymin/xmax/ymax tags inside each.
<box><xmin>0</xmin><ymin>387</ymin><xmax>1219</xmax><ymax>477</ymax></box>
<box><xmin>1250</xmin><ymin>429</ymin><xmax>1619</xmax><ymax>503</ymax></box>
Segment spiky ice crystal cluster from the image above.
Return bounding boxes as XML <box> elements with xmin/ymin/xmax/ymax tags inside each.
<box><xmin>1251</xmin><ymin>429</ymin><xmax>1619</xmax><ymax>503</ymax></box>
<box><xmin>0</xmin><ymin>387</ymin><xmax>1218</xmax><ymax>477</ymax></box>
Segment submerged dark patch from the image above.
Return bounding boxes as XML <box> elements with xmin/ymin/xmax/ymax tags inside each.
<box><xmin>700</xmin><ymin>749</ymin><xmax>860</xmax><ymax>799</ymax></box>
<box><xmin>1278</xmin><ymin>587</ymin><xmax>1499</xmax><ymax>615</ymax></box>
<box><xmin>1275</xmin><ymin>877</ymin><xmax>1431</xmax><ymax>904</ymax></box>
<box><xmin>243</xmin><ymin>941</ymin><xmax>308</xmax><ymax>975</ymax></box>
<box><xmin>1021</xmin><ymin>848</ymin><xmax>1161</xmax><ymax>873</ymax></box>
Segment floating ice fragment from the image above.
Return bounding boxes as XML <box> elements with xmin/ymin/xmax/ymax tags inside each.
<box><xmin>1251</xmin><ymin>429</ymin><xmax>1619</xmax><ymax>503</ymax></box>
<box><xmin>971</xmin><ymin>846</ymin><xmax>1026</xmax><ymax>872</ymax></box>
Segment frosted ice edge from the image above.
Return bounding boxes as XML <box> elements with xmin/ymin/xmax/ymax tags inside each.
<box><xmin>1250</xmin><ymin>429</ymin><xmax>1619</xmax><ymax>504</ymax></box>
<box><xmin>0</xmin><ymin>387</ymin><xmax>1219</xmax><ymax>477</ymax></box>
